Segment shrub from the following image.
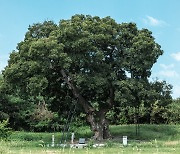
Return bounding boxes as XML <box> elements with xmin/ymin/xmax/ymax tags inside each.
<box><xmin>163</xmin><ymin>99</ymin><xmax>180</xmax><ymax>124</ymax></box>
<box><xmin>0</xmin><ymin>120</ymin><xmax>12</xmax><ymax>140</ymax></box>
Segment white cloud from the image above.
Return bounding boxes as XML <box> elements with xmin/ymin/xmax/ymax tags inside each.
<box><xmin>160</xmin><ymin>64</ymin><xmax>174</xmax><ymax>70</ymax></box>
<box><xmin>159</xmin><ymin>70</ymin><xmax>179</xmax><ymax>78</ymax></box>
<box><xmin>143</xmin><ymin>16</ymin><xmax>166</xmax><ymax>27</ymax></box>
<box><xmin>171</xmin><ymin>52</ymin><xmax>180</xmax><ymax>61</ymax></box>
<box><xmin>158</xmin><ymin>63</ymin><xmax>179</xmax><ymax>78</ymax></box>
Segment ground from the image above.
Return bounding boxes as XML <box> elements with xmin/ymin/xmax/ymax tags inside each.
<box><xmin>1</xmin><ymin>124</ymin><xmax>180</xmax><ymax>153</ymax></box>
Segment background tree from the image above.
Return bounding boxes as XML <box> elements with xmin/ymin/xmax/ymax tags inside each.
<box><xmin>146</xmin><ymin>80</ymin><xmax>173</xmax><ymax>124</ymax></box>
<box><xmin>164</xmin><ymin>98</ymin><xmax>180</xmax><ymax>124</ymax></box>
<box><xmin>108</xmin><ymin>80</ymin><xmax>173</xmax><ymax>125</ymax></box>
<box><xmin>3</xmin><ymin>15</ymin><xmax>163</xmax><ymax>140</ymax></box>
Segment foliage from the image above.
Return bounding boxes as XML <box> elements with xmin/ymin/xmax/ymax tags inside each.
<box><xmin>0</xmin><ymin>119</ymin><xmax>12</xmax><ymax>140</ymax></box>
<box><xmin>145</xmin><ymin>80</ymin><xmax>173</xmax><ymax>124</ymax></box>
<box><xmin>163</xmin><ymin>98</ymin><xmax>180</xmax><ymax>124</ymax></box>
<box><xmin>1</xmin><ymin>15</ymin><xmax>170</xmax><ymax>137</ymax></box>
<box><xmin>3</xmin><ymin>125</ymin><xmax>180</xmax><ymax>154</ymax></box>
<box><xmin>9</xmin><ymin>124</ymin><xmax>180</xmax><ymax>142</ymax></box>
<box><xmin>108</xmin><ymin>79</ymin><xmax>173</xmax><ymax>125</ymax></box>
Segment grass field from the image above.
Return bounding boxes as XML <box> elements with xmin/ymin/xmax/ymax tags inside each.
<box><xmin>0</xmin><ymin>124</ymin><xmax>180</xmax><ymax>154</ymax></box>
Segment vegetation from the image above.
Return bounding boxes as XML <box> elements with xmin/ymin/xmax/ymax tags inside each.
<box><xmin>0</xmin><ymin>120</ymin><xmax>12</xmax><ymax>140</ymax></box>
<box><xmin>0</xmin><ymin>13</ymin><xmax>180</xmax><ymax>154</ymax></box>
<box><xmin>0</xmin><ymin>15</ymin><xmax>179</xmax><ymax>143</ymax></box>
<box><xmin>0</xmin><ymin>125</ymin><xmax>180</xmax><ymax>153</ymax></box>
<box><xmin>164</xmin><ymin>98</ymin><xmax>180</xmax><ymax>124</ymax></box>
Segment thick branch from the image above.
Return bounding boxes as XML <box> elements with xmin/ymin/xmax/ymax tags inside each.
<box><xmin>60</xmin><ymin>69</ymin><xmax>94</xmax><ymax>113</ymax></box>
<box><xmin>109</xmin><ymin>86</ymin><xmax>115</xmax><ymax>107</ymax></box>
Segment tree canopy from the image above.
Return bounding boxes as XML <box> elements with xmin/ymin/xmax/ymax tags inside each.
<box><xmin>3</xmin><ymin>15</ymin><xmax>164</xmax><ymax>140</ymax></box>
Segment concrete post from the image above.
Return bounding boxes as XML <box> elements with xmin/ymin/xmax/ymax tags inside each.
<box><xmin>123</xmin><ymin>136</ymin><xmax>127</xmax><ymax>146</ymax></box>
<box><xmin>52</xmin><ymin>134</ymin><xmax>55</xmax><ymax>147</ymax></box>
<box><xmin>71</xmin><ymin>132</ymin><xmax>75</xmax><ymax>144</ymax></box>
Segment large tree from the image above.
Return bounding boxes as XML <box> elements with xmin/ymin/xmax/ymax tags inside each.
<box><xmin>3</xmin><ymin>15</ymin><xmax>163</xmax><ymax>140</ymax></box>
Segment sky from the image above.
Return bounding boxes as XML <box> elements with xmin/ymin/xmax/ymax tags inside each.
<box><xmin>0</xmin><ymin>0</ymin><xmax>180</xmax><ymax>98</ymax></box>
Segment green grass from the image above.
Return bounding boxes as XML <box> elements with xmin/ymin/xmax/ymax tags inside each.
<box><xmin>110</xmin><ymin>124</ymin><xmax>180</xmax><ymax>141</ymax></box>
<box><xmin>0</xmin><ymin>124</ymin><xmax>180</xmax><ymax>154</ymax></box>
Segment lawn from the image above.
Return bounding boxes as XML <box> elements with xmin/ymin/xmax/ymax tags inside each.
<box><xmin>1</xmin><ymin>124</ymin><xmax>180</xmax><ymax>154</ymax></box>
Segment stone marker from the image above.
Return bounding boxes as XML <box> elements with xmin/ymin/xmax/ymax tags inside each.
<box><xmin>123</xmin><ymin>136</ymin><xmax>127</xmax><ymax>146</ymax></box>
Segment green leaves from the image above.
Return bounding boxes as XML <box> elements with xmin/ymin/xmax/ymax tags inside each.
<box><xmin>25</xmin><ymin>21</ymin><xmax>57</xmax><ymax>39</ymax></box>
<box><xmin>120</xmin><ymin>24</ymin><xmax>163</xmax><ymax>79</ymax></box>
<box><xmin>0</xmin><ymin>120</ymin><xmax>12</xmax><ymax>140</ymax></box>
<box><xmin>27</xmin><ymin>76</ymin><xmax>48</xmax><ymax>96</ymax></box>
<box><xmin>1</xmin><ymin>15</ymin><xmax>169</xmax><ymax>131</ymax></box>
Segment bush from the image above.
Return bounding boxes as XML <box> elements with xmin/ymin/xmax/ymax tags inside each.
<box><xmin>0</xmin><ymin>120</ymin><xmax>12</xmax><ymax>140</ymax></box>
<box><xmin>163</xmin><ymin>99</ymin><xmax>180</xmax><ymax>124</ymax></box>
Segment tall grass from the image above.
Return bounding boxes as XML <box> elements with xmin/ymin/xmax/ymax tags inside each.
<box><xmin>110</xmin><ymin>124</ymin><xmax>180</xmax><ymax>141</ymax></box>
<box><xmin>1</xmin><ymin>124</ymin><xmax>180</xmax><ymax>154</ymax></box>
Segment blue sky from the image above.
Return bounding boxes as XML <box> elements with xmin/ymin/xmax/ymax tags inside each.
<box><xmin>1</xmin><ymin>0</ymin><xmax>180</xmax><ymax>98</ymax></box>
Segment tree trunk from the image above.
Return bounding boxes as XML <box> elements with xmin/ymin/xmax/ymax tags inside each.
<box><xmin>87</xmin><ymin>110</ymin><xmax>111</xmax><ymax>140</ymax></box>
<box><xmin>60</xmin><ymin>69</ymin><xmax>112</xmax><ymax>140</ymax></box>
